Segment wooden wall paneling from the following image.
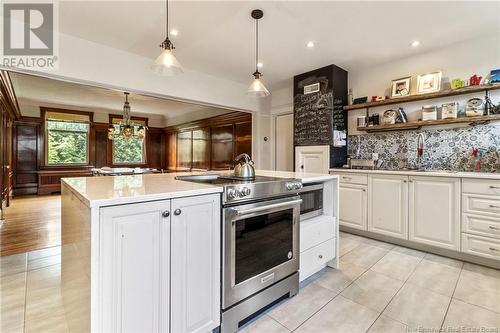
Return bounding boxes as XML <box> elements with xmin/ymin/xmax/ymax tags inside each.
<box><xmin>177</xmin><ymin>130</ymin><xmax>193</xmax><ymax>171</ymax></box>
<box><xmin>234</xmin><ymin>121</ymin><xmax>252</xmax><ymax>158</ymax></box>
<box><xmin>147</xmin><ymin>128</ymin><xmax>165</xmax><ymax>170</ymax></box>
<box><xmin>93</xmin><ymin>123</ymin><xmax>109</xmax><ymax>168</ymax></box>
<box><xmin>192</xmin><ymin>127</ymin><xmax>210</xmax><ymax>170</ymax></box>
<box><xmin>211</xmin><ymin>124</ymin><xmax>234</xmax><ymax>170</ymax></box>
<box><xmin>167</xmin><ymin>132</ymin><xmax>177</xmax><ymax>171</ymax></box>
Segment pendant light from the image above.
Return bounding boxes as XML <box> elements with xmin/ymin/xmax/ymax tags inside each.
<box><xmin>151</xmin><ymin>0</ymin><xmax>183</xmax><ymax>76</ymax></box>
<box><xmin>108</xmin><ymin>93</ymin><xmax>146</xmax><ymax>141</ymax></box>
<box><xmin>247</xmin><ymin>9</ymin><xmax>270</xmax><ymax>97</ymax></box>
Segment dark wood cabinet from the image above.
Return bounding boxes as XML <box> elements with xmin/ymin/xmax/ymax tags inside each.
<box><xmin>13</xmin><ymin>119</ymin><xmax>40</xmax><ymax>195</ymax></box>
<box><xmin>192</xmin><ymin>128</ymin><xmax>210</xmax><ymax>170</ymax></box>
<box><xmin>177</xmin><ymin>131</ymin><xmax>193</xmax><ymax>171</ymax></box>
<box><xmin>165</xmin><ymin>112</ymin><xmax>252</xmax><ymax>172</ymax></box>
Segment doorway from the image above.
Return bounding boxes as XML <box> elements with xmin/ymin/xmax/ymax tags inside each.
<box><xmin>274</xmin><ymin>113</ymin><xmax>294</xmax><ymax>171</ymax></box>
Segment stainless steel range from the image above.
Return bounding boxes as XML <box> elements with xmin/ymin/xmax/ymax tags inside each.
<box><xmin>176</xmin><ymin>174</ymin><xmax>303</xmax><ymax>332</ymax></box>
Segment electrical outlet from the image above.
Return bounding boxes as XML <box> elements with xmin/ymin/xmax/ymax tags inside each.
<box><xmin>372</xmin><ymin>153</ymin><xmax>379</xmax><ymax>160</ymax></box>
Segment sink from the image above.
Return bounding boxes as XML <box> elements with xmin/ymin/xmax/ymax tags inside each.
<box><xmin>175</xmin><ymin>174</ymin><xmax>221</xmax><ymax>182</ymax></box>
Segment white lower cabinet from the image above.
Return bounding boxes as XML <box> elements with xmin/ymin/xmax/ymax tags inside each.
<box><xmin>368</xmin><ymin>174</ymin><xmax>408</xmax><ymax>239</ymax></box>
<box><xmin>99</xmin><ymin>194</ymin><xmax>220</xmax><ymax>333</ymax></box>
<box><xmin>171</xmin><ymin>195</ymin><xmax>221</xmax><ymax>333</ymax></box>
<box><xmin>409</xmin><ymin>176</ymin><xmax>461</xmax><ymax>251</ymax></box>
<box><xmin>339</xmin><ymin>184</ymin><xmax>367</xmax><ymax>230</ymax></box>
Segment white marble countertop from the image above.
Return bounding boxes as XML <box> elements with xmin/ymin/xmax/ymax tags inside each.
<box><xmin>62</xmin><ymin>170</ymin><xmax>336</xmax><ymax>208</ymax></box>
<box><xmin>330</xmin><ymin>168</ymin><xmax>500</xmax><ymax>180</ymax></box>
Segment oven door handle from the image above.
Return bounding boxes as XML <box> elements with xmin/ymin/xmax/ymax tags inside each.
<box><xmin>231</xmin><ymin>199</ymin><xmax>303</xmax><ymax>216</ymax></box>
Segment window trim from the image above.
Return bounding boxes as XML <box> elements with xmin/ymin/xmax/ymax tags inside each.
<box><xmin>40</xmin><ymin>108</ymin><xmax>93</xmax><ymax>168</ymax></box>
<box><xmin>107</xmin><ymin>114</ymin><xmax>148</xmax><ymax>167</ymax></box>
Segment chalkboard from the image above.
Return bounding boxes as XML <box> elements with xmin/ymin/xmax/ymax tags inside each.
<box><xmin>294</xmin><ymin>90</ymin><xmax>333</xmax><ymax>146</ymax></box>
<box><xmin>293</xmin><ymin>64</ymin><xmax>348</xmax><ymax>167</ymax></box>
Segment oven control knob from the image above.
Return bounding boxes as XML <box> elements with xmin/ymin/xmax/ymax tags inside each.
<box><xmin>295</xmin><ymin>183</ymin><xmax>303</xmax><ymax>189</ymax></box>
<box><xmin>239</xmin><ymin>187</ymin><xmax>251</xmax><ymax>197</ymax></box>
<box><xmin>227</xmin><ymin>188</ymin><xmax>237</xmax><ymax>199</ymax></box>
<box><xmin>286</xmin><ymin>182</ymin><xmax>294</xmax><ymax>190</ymax></box>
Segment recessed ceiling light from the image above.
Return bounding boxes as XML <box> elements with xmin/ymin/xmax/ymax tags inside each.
<box><xmin>170</xmin><ymin>29</ymin><xmax>179</xmax><ymax>36</ymax></box>
<box><xmin>257</xmin><ymin>62</ymin><xmax>263</xmax><ymax>68</ymax></box>
<box><xmin>410</xmin><ymin>40</ymin><xmax>420</xmax><ymax>47</ymax></box>
<box><xmin>306</xmin><ymin>41</ymin><xmax>315</xmax><ymax>48</ymax></box>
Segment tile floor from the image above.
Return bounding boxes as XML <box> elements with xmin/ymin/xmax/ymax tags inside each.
<box><xmin>1</xmin><ymin>232</ymin><xmax>499</xmax><ymax>333</ymax></box>
<box><xmin>241</xmin><ymin>232</ymin><xmax>500</xmax><ymax>333</ymax></box>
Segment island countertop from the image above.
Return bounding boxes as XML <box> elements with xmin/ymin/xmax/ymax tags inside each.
<box><xmin>62</xmin><ymin>170</ymin><xmax>338</xmax><ymax>208</ymax></box>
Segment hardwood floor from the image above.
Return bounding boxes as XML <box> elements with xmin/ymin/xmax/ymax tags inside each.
<box><xmin>0</xmin><ymin>195</ymin><xmax>61</xmax><ymax>257</ymax></box>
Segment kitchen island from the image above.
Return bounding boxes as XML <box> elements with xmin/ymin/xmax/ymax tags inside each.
<box><xmin>60</xmin><ymin>170</ymin><xmax>338</xmax><ymax>333</ymax></box>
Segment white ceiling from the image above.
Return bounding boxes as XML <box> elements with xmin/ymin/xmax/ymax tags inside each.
<box><xmin>57</xmin><ymin>1</ymin><xmax>500</xmax><ymax>90</ymax></box>
<box><xmin>10</xmin><ymin>72</ymin><xmax>230</xmax><ymax>119</ymax></box>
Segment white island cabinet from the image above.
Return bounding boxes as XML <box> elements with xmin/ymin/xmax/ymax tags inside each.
<box><xmin>60</xmin><ymin>174</ymin><xmax>223</xmax><ymax>333</ymax></box>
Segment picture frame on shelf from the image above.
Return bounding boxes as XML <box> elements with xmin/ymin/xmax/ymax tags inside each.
<box><xmin>391</xmin><ymin>76</ymin><xmax>411</xmax><ymax>98</ymax></box>
<box><xmin>417</xmin><ymin>71</ymin><xmax>442</xmax><ymax>94</ymax></box>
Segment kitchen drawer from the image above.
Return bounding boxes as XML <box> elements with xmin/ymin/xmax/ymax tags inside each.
<box><xmin>300</xmin><ymin>216</ymin><xmax>336</xmax><ymax>252</ymax></box>
<box><xmin>300</xmin><ymin>238</ymin><xmax>335</xmax><ymax>280</ymax></box>
<box><xmin>462</xmin><ymin>179</ymin><xmax>500</xmax><ymax>196</ymax></box>
<box><xmin>334</xmin><ymin>173</ymin><xmax>368</xmax><ymax>185</ymax></box>
<box><xmin>463</xmin><ymin>214</ymin><xmax>500</xmax><ymax>239</ymax></box>
<box><xmin>462</xmin><ymin>233</ymin><xmax>500</xmax><ymax>261</ymax></box>
<box><xmin>462</xmin><ymin>194</ymin><xmax>500</xmax><ymax>217</ymax></box>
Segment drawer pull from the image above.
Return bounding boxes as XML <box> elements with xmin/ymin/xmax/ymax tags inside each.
<box><xmin>489</xmin><ymin>204</ymin><xmax>500</xmax><ymax>209</ymax></box>
<box><xmin>318</xmin><ymin>254</ymin><xmax>323</xmax><ymax>259</ymax></box>
<box><xmin>342</xmin><ymin>176</ymin><xmax>352</xmax><ymax>180</ymax></box>
<box><xmin>489</xmin><ymin>226</ymin><xmax>500</xmax><ymax>231</ymax></box>
<box><xmin>489</xmin><ymin>247</ymin><xmax>500</xmax><ymax>252</ymax></box>
<box><xmin>489</xmin><ymin>186</ymin><xmax>500</xmax><ymax>189</ymax></box>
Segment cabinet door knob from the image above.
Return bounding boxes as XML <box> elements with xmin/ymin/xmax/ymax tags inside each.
<box><xmin>162</xmin><ymin>211</ymin><xmax>170</xmax><ymax>218</ymax></box>
<box><xmin>318</xmin><ymin>254</ymin><xmax>323</xmax><ymax>259</ymax></box>
<box><xmin>174</xmin><ymin>209</ymin><xmax>182</xmax><ymax>216</ymax></box>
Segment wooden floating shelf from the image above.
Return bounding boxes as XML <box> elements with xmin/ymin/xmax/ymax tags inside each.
<box><xmin>357</xmin><ymin>114</ymin><xmax>500</xmax><ymax>133</ymax></box>
<box><xmin>345</xmin><ymin>84</ymin><xmax>500</xmax><ymax>111</ymax></box>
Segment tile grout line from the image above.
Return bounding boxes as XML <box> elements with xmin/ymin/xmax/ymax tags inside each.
<box><xmin>22</xmin><ymin>255</ymin><xmax>28</xmax><ymax>333</ymax></box>
<box><xmin>363</xmin><ymin>250</ymin><xmax>426</xmax><ymax>333</ymax></box>
<box><xmin>266</xmin><ymin>315</ymin><xmax>292</xmax><ymax>332</ymax></box>
<box><xmin>291</xmin><ymin>241</ymin><xmax>393</xmax><ymax>333</ymax></box>
<box><xmin>439</xmin><ymin>261</ymin><xmax>464</xmax><ymax>331</ymax></box>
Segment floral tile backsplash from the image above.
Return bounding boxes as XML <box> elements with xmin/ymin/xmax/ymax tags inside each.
<box><xmin>347</xmin><ymin>124</ymin><xmax>500</xmax><ymax>172</ymax></box>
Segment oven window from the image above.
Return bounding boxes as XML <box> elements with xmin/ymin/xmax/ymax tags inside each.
<box><xmin>235</xmin><ymin>208</ymin><xmax>294</xmax><ymax>285</ymax></box>
<box><xmin>300</xmin><ymin>189</ymin><xmax>323</xmax><ymax>215</ymax></box>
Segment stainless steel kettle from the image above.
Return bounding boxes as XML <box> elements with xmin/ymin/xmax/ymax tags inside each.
<box><xmin>233</xmin><ymin>153</ymin><xmax>255</xmax><ymax>179</ymax></box>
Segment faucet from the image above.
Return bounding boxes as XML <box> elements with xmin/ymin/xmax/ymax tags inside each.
<box><xmin>417</xmin><ymin>133</ymin><xmax>425</xmax><ymax>169</ymax></box>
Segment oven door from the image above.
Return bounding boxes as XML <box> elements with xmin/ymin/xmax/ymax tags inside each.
<box><xmin>222</xmin><ymin>196</ymin><xmax>301</xmax><ymax>309</ymax></box>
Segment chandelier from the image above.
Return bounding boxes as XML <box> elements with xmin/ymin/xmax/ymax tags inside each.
<box><xmin>108</xmin><ymin>92</ymin><xmax>146</xmax><ymax>140</ymax></box>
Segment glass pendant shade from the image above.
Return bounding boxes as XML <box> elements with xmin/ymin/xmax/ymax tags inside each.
<box><xmin>107</xmin><ymin>125</ymin><xmax>115</xmax><ymax>140</ymax></box>
<box><xmin>247</xmin><ymin>77</ymin><xmax>270</xmax><ymax>97</ymax></box>
<box><xmin>122</xmin><ymin>125</ymin><xmax>133</xmax><ymax>139</ymax></box>
<box><xmin>151</xmin><ymin>48</ymin><xmax>183</xmax><ymax>76</ymax></box>
<box><xmin>137</xmin><ymin>126</ymin><xmax>145</xmax><ymax>140</ymax></box>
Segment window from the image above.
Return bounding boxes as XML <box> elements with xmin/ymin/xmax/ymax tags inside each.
<box><xmin>111</xmin><ymin>117</ymin><xmax>147</xmax><ymax>165</ymax></box>
<box><xmin>44</xmin><ymin>111</ymin><xmax>91</xmax><ymax>165</ymax></box>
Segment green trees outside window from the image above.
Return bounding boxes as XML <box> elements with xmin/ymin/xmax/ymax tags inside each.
<box><xmin>47</xmin><ymin>120</ymin><xmax>89</xmax><ymax>165</ymax></box>
<box><xmin>112</xmin><ymin>124</ymin><xmax>145</xmax><ymax>164</ymax></box>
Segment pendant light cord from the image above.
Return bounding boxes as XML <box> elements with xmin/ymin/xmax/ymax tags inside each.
<box><xmin>166</xmin><ymin>0</ymin><xmax>169</xmax><ymax>37</ymax></box>
<box><xmin>255</xmin><ymin>18</ymin><xmax>259</xmax><ymax>72</ymax></box>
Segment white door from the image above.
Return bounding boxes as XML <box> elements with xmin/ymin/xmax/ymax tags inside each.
<box><xmin>368</xmin><ymin>174</ymin><xmax>408</xmax><ymax>239</ymax></box>
<box><xmin>295</xmin><ymin>145</ymin><xmax>330</xmax><ymax>174</ymax></box>
<box><xmin>409</xmin><ymin>176</ymin><xmax>461</xmax><ymax>250</ymax></box>
<box><xmin>339</xmin><ymin>184</ymin><xmax>367</xmax><ymax>230</ymax></box>
<box><xmin>275</xmin><ymin>113</ymin><xmax>294</xmax><ymax>171</ymax></box>
<box><xmin>100</xmin><ymin>200</ymin><xmax>171</xmax><ymax>333</ymax></box>
<box><xmin>171</xmin><ymin>194</ymin><xmax>221</xmax><ymax>333</ymax></box>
